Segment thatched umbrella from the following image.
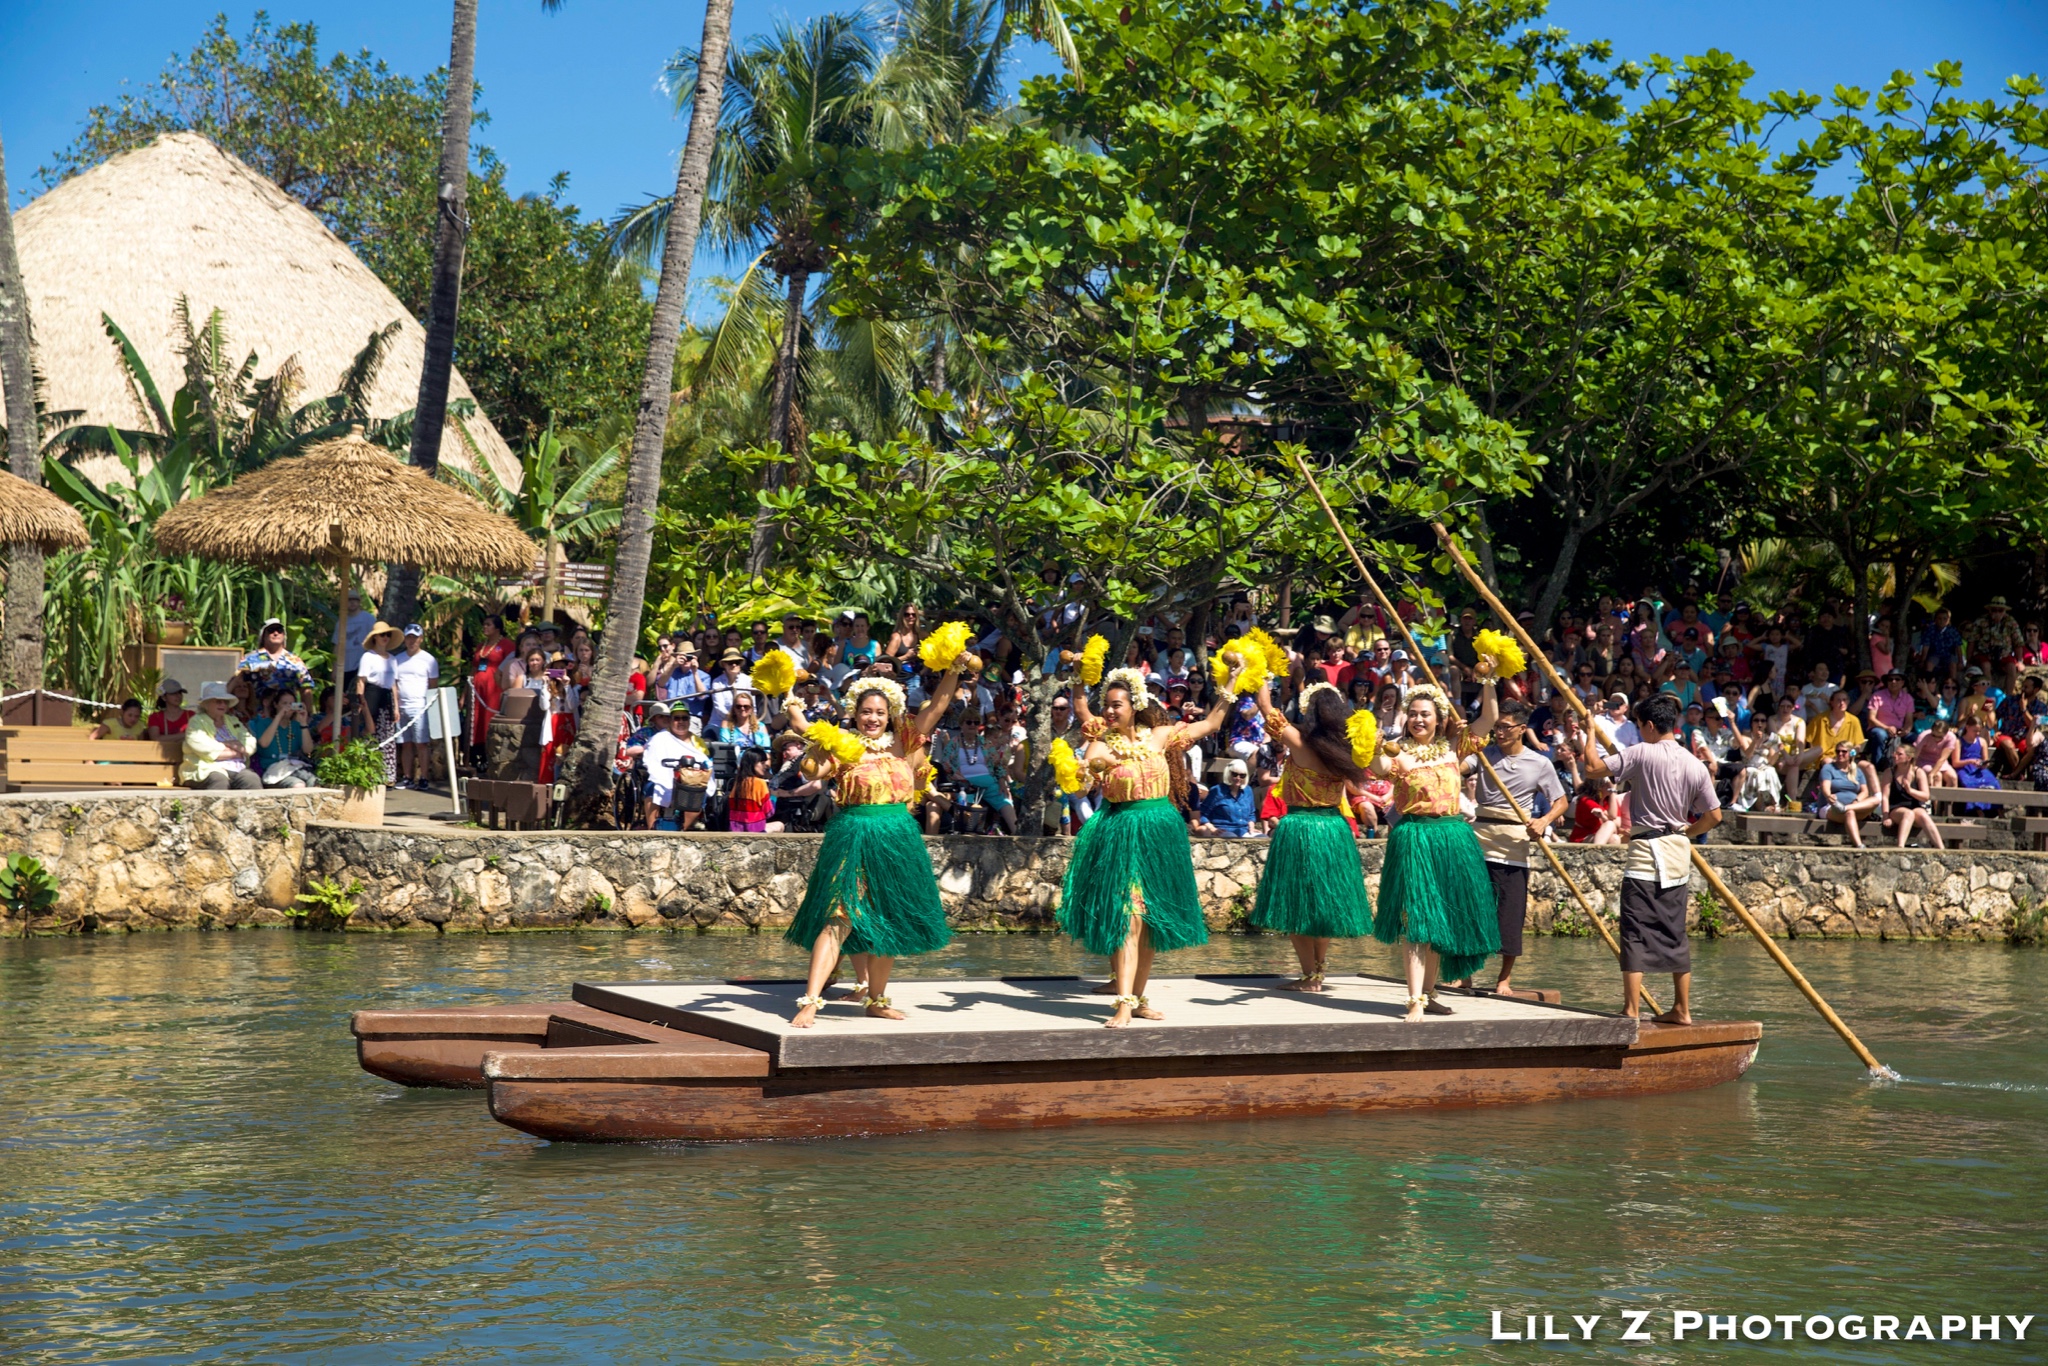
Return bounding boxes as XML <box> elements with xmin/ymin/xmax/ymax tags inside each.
<box><xmin>156</xmin><ymin>425</ymin><xmax>534</xmax><ymax>748</ymax></box>
<box><xmin>0</xmin><ymin>467</ymin><xmax>89</xmax><ymax>550</ymax></box>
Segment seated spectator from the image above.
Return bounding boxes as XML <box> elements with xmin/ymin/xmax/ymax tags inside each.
<box><xmin>718</xmin><ymin>692</ymin><xmax>771</xmax><ymax>750</ymax></box>
<box><xmin>1953</xmin><ymin>714</ymin><xmax>2002</xmax><ymax>813</ymax></box>
<box><xmin>708</xmin><ymin>650</ymin><xmax>752</xmax><ymax>731</ymax></box>
<box><xmin>930</xmin><ymin>712</ymin><xmax>1017</xmax><ymax>835</ymax></box>
<box><xmin>180</xmin><ymin>682</ymin><xmax>261</xmax><ymax>790</ymax></box>
<box><xmin>1866</xmin><ymin>669</ymin><xmax>1915</xmax><ymax>763</ymax></box>
<box><xmin>1796</xmin><ymin>661</ymin><xmax>1838</xmax><ymax>720</ymax></box>
<box><xmin>92</xmin><ymin>698</ymin><xmax>149</xmax><ymax>741</ymax></box>
<box><xmin>1885</xmin><ymin>756</ymin><xmax>1945</xmax><ymax>850</ymax></box>
<box><xmin>1591</xmin><ymin>692</ymin><xmax>1641</xmax><ymax>750</ymax></box>
<box><xmin>1730</xmin><ymin>714</ymin><xmax>1785</xmax><ymax>812</ymax></box>
<box><xmin>1992</xmin><ymin>673</ymin><xmax>2047</xmax><ymax>777</ymax></box>
<box><xmin>642</xmin><ymin>709</ymin><xmax>712</xmax><ymax>830</ymax></box>
<box><xmin>252</xmin><ymin>691</ymin><xmax>316</xmax><ymax>787</ymax></box>
<box><xmin>770</xmin><ymin>732</ymin><xmax>829</xmax><ymax>832</ymax></box>
<box><xmin>1912</xmin><ymin>717</ymin><xmax>1961</xmax><ymax>787</ymax></box>
<box><xmin>1569</xmin><ymin>774</ymin><xmax>1627</xmax><ymax>844</ymax></box>
<box><xmin>146</xmin><ymin>678</ymin><xmax>193</xmax><ymax>739</ymax></box>
<box><xmin>1814</xmin><ymin>741</ymin><xmax>1881</xmax><ymax>847</ymax></box>
<box><xmin>1192</xmin><ymin>759</ymin><xmax>1256</xmax><ymax>837</ymax></box>
<box><xmin>1793</xmin><ymin>688</ymin><xmax>1865</xmax><ymax>802</ymax></box>
<box><xmin>1915</xmin><ymin>606</ymin><xmax>1963</xmax><ymax>682</ymax></box>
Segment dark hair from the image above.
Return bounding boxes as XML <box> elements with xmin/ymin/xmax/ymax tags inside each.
<box><xmin>1297</xmin><ymin>688</ymin><xmax>1367</xmax><ymax>781</ymax></box>
<box><xmin>1634</xmin><ymin>692</ymin><xmax>1683</xmax><ymax>735</ymax></box>
<box><xmin>482</xmin><ymin>613</ymin><xmax>504</xmax><ymax>634</ymax></box>
<box><xmin>120</xmin><ymin>697</ymin><xmax>143</xmax><ymax>711</ymax></box>
<box><xmin>1496</xmin><ymin>698</ymin><xmax>1532</xmax><ymax>725</ymax></box>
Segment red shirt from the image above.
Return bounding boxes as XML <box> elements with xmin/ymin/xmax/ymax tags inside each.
<box><xmin>147</xmin><ymin>707</ymin><xmax>192</xmax><ymax>736</ymax></box>
<box><xmin>1312</xmin><ymin>660</ymin><xmax>1356</xmax><ymax>690</ymax></box>
<box><xmin>1570</xmin><ymin>796</ymin><xmax>1615</xmax><ymax>843</ymax></box>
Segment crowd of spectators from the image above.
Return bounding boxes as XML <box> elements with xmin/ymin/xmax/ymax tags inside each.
<box><xmin>91</xmin><ymin>576</ymin><xmax>2048</xmax><ymax>848</ymax></box>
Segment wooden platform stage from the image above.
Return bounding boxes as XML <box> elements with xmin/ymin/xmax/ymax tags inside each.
<box><xmin>354</xmin><ymin>975</ymin><xmax>1761</xmax><ymax>1143</ymax></box>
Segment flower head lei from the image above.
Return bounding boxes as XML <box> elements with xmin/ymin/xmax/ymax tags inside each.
<box><xmin>1103</xmin><ymin>666</ymin><xmax>1153</xmax><ymax>714</ymax></box>
<box><xmin>1405</xmin><ymin>682</ymin><xmax>1453</xmax><ymax>724</ymax></box>
<box><xmin>844</xmin><ymin>676</ymin><xmax>907</xmax><ymax>722</ymax></box>
<box><xmin>1296</xmin><ymin>680</ymin><xmax>1340</xmax><ymax>711</ymax></box>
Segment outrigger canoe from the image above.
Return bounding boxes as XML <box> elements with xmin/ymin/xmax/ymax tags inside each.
<box><xmin>352</xmin><ymin>975</ymin><xmax>1761</xmax><ymax>1142</ymax></box>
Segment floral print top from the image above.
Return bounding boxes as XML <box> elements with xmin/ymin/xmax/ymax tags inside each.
<box><xmin>1083</xmin><ymin>718</ymin><xmax>1187</xmax><ymax>804</ymax></box>
<box><xmin>1391</xmin><ymin>733</ymin><xmax>1483</xmax><ymax>818</ymax></box>
<box><xmin>1280</xmin><ymin>763</ymin><xmax>1347</xmax><ymax>810</ymax></box>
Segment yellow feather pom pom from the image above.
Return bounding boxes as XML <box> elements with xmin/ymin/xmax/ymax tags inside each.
<box><xmin>1244</xmin><ymin>626</ymin><xmax>1289</xmax><ymax>677</ymax></box>
<box><xmin>1079</xmin><ymin>635</ymin><xmax>1110</xmax><ymax>686</ymax></box>
<box><xmin>1050</xmin><ymin>738</ymin><xmax>1085</xmax><ymax>794</ymax></box>
<box><xmin>1474</xmin><ymin>627</ymin><xmax>1528</xmax><ymax>680</ymax></box>
<box><xmin>805</xmin><ymin>721</ymin><xmax>866</xmax><ymax>767</ymax></box>
<box><xmin>1346</xmin><ymin>708</ymin><xmax>1380</xmax><ymax>768</ymax></box>
<box><xmin>751</xmin><ymin>648</ymin><xmax>797</xmax><ymax>697</ymax></box>
<box><xmin>918</xmin><ymin>620</ymin><xmax>974</xmax><ymax>672</ymax></box>
<box><xmin>1215</xmin><ymin>635</ymin><xmax>1269</xmax><ymax>696</ymax></box>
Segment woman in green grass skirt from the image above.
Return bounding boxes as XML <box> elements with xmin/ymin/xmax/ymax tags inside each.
<box><xmin>1064</xmin><ymin>667</ymin><xmax>1230</xmax><ymax>1028</ymax></box>
<box><xmin>1370</xmin><ymin>670</ymin><xmax>1501</xmax><ymax>1021</ymax></box>
<box><xmin>1248</xmin><ymin>680</ymin><xmax>1376</xmax><ymax>990</ymax></box>
<box><xmin>782</xmin><ymin>657</ymin><xmax>972</xmax><ymax>1029</ymax></box>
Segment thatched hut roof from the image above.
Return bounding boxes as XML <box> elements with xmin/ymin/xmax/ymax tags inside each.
<box><xmin>1</xmin><ymin>132</ymin><xmax>520</xmax><ymax>488</ymax></box>
<box><xmin>0</xmin><ymin>468</ymin><xmax>89</xmax><ymax>550</ymax></box>
<box><xmin>154</xmin><ymin>427</ymin><xmax>534</xmax><ymax>573</ymax></box>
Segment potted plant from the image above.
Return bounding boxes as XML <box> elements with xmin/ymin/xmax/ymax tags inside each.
<box><xmin>317</xmin><ymin>739</ymin><xmax>389</xmax><ymax>826</ymax></box>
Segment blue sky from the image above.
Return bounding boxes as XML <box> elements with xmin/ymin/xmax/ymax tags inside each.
<box><xmin>4</xmin><ymin>0</ymin><xmax>2044</xmax><ymax>312</ymax></box>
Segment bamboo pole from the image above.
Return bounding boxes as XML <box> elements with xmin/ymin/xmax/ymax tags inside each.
<box><xmin>1287</xmin><ymin>455</ymin><xmax>1657</xmax><ymax>1012</ymax></box>
<box><xmin>1428</xmin><ymin>520</ymin><xmax>1898</xmax><ymax>1078</ymax></box>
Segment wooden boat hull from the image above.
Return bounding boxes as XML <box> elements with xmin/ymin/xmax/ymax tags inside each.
<box><xmin>484</xmin><ymin>1021</ymin><xmax>1760</xmax><ymax>1143</ymax></box>
<box><xmin>355</xmin><ymin>976</ymin><xmax>1760</xmax><ymax>1142</ymax></box>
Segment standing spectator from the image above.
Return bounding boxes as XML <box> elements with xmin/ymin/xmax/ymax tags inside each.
<box><xmin>1966</xmin><ymin>596</ymin><xmax>2026</xmax><ymax>687</ymax></box>
<box><xmin>341</xmin><ymin>590</ymin><xmax>375</xmax><ymax>690</ymax></box>
<box><xmin>179</xmin><ymin>682</ymin><xmax>261</xmax><ymax>790</ymax></box>
<box><xmin>1798</xmin><ymin>608</ymin><xmax>1854</xmax><ymax>684</ymax></box>
<box><xmin>883</xmin><ymin>604</ymin><xmax>922</xmax><ymax>665</ymax></box>
<box><xmin>1915</xmin><ymin>606</ymin><xmax>1964</xmax><ymax>682</ymax></box>
<box><xmin>146</xmin><ymin>679</ymin><xmax>193</xmax><ymax>740</ymax></box>
<box><xmin>392</xmin><ymin>625</ymin><xmax>441</xmax><ymax>791</ymax></box>
<box><xmin>1757</xmin><ymin>622</ymin><xmax>1792</xmax><ymax>697</ymax></box>
<box><xmin>239</xmin><ymin>618</ymin><xmax>312</xmax><ymax>708</ymax></box>
<box><xmin>1868</xmin><ymin>616</ymin><xmax>1898</xmax><ymax>677</ymax></box>
<box><xmin>92</xmin><ymin>698</ymin><xmax>149</xmax><ymax>741</ymax></box>
<box><xmin>841</xmin><ymin>613</ymin><xmax>880</xmax><ymax>667</ymax></box>
<box><xmin>468</xmin><ymin>613</ymin><xmax>514</xmax><ymax>767</ymax></box>
<box><xmin>708</xmin><ymin>650</ymin><xmax>753</xmax><ymax>732</ymax></box>
<box><xmin>355</xmin><ymin>622</ymin><xmax>401</xmax><ymax>786</ymax></box>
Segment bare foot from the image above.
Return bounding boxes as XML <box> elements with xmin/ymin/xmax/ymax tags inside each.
<box><xmin>791</xmin><ymin>1003</ymin><xmax>821</xmax><ymax>1029</ymax></box>
<box><xmin>1088</xmin><ymin>981</ymin><xmax>1116</xmax><ymax>995</ymax></box>
<box><xmin>864</xmin><ymin>999</ymin><xmax>906</xmax><ymax>1021</ymax></box>
<box><xmin>831</xmin><ymin>979</ymin><xmax>869</xmax><ymax>1002</ymax></box>
<box><xmin>1403</xmin><ymin>997</ymin><xmax>1426</xmax><ymax>1023</ymax></box>
<box><xmin>1106</xmin><ymin>1003</ymin><xmax>1134</xmax><ymax>1029</ymax></box>
<box><xmin>1424</xmin><ymin>996</ymin><xmax>1455</xmax><ymax>1016</ymax></box>
<box><xmin>1649</xmin><ymin>1009</ymin><xmax>1694</xmax><ymax>1026</ymax></box>
<box><xmin>1278</xmin><ymin>976</ymin><xmax>1325</xmax><ymax>992</ymax></box>
<box><xmin>1134</xmin><ymin>1003</ymin><xmax>1164</xmax><ymax>1021</ymax></box>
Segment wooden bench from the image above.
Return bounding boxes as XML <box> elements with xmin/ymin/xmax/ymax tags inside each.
<box><xmin>2013</xmin><ymin>817</ymin><xmax>2048</xmax><ymax>852</ymax></box>
<box><xmin>1929</xmin><ymin>785</ymin><xmax>2048</xmax><ymax>818</ymax></box>
<box><xmin>1732</xmin><ymin>810</ymin><xmax>1989</xmax><ymax>847</ymax></box>
<box><xmin>0</xmin><ymin>733</ymin><xmax>183</xmax><ymax>789</ymax></box>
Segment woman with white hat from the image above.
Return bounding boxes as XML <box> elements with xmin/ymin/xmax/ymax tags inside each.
<box><xmin>354</xmin><ymin>621</ymin><xmax>402</xmax><ymax>785</ymax></box>
<box><xmin>180</xmin><ymin>683</ymin><xmax>262</xmax><ymax>790</ymax></box>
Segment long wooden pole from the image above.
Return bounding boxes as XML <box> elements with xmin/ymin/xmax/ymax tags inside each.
<box><xmin>1428</xmin><ymin>520</ymin><xmax>1897</xmax><ymax>1078</ymax></box>
<box><xmin>331</xmin><ymin>551</ymin><xmax>351</xmax><ymax>756</ymax></box>
<box><xmin>1287</xmin><ymin>455</ymin><xmax>1657</xmax><ymax>1011</ymax></box>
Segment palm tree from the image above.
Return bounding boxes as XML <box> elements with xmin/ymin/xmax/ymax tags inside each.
<box><xmin>445</xmin><ymin>423</ymin><xmax>621</xmax><ymax>622</ymax></box>
<box><xmin>0</xmin><ymin>126</ymin><xmax>48</xmax><ymax>691</ymax></box>
<box><xmin>384</xmin><ymin>0</ymin><xmax>479</xmax><ymax>631</ymax></box>
<box><xmin>558</xmin><ymin>0</ymin><xmax>735</xmax><ymax>808</ymax></box>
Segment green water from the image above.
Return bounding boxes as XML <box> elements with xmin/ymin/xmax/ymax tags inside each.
<box><xmin>3</xmin><ymin>930</ymin><xmax>2044</xmax><ymax>1363</ymax></box>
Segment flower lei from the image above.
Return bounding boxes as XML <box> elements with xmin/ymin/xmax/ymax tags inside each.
<box><xmin>1103</xmin><ymin>666</ymin><xmax>1152</xmax><ymax>713</ymax></box>
<box><xmin>844</xmin><ymin>676</ymin><xmax>906</xmax><ymax>721</ymax></box>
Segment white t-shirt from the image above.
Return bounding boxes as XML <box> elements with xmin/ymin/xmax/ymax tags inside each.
<box><xmin>393</xmin><ymin>649</ymin><xmax>440</xmax><ymax>713</ymax></box>
<box><xmin>358</xmin><ymin>652</ymin><xmax>396</xmax><ymax>689</ymax></box>
<box><xmin>1799</xmin><ymin>681</ymin><xmax>1839</xmax><ymax>721</ymax></box>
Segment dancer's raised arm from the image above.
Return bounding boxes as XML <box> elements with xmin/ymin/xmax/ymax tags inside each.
<box><xmin>911</xmin><ymin>657</ymin><xmax>977</xmax><ymax>744</ymax></box>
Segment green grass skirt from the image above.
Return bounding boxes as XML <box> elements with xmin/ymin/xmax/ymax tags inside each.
<box><xmin>1057</xmin><ymin>797</ymin><xmax>1209</xmax><ymax>957</ymax></box>
<box><xmin>783</xmin><ymin>802</ymin><xmax>952</xmax><ymax>958</ymax></box>
<box><xmin>1372</xmin><ymin>813</ymin><xmax>1500</xmax><ymax>983</ymax></box>
<box><xmin>1250</xmin><ymin>807</ymin><xmax>1375</xmax><ymax>938</ymax></box>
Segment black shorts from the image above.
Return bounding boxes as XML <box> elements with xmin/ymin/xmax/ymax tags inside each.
<box><xmin>1486</xmin><ymin>862</ymin><xmax>1528</xmax><ymax>957</ymax></box>
<box><xmin>1618</xmin><ymin>877</ymin><xmax>1692</xmax><ymax>974</ymax></box>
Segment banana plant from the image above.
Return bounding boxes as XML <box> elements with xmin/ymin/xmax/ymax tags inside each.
<box><xmin>443</xmin><ymin>422</ymin><xmax>622</xmax><ymax>620</ymax></box>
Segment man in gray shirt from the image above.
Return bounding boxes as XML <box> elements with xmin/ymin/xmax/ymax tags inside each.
<box><xmin>1464</xmin><ymin>698</ymin><xmax>1567</xmax><ymax>996</ymax></box>
<box><xmin>1575</xmin><ymin>692</ymin><xmax>1721</xmax><ymax>1024</ymax></box>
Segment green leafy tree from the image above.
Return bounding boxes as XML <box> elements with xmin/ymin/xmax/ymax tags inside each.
<box><xmin>445</xmin><ymin>423</ymin><xmax>622</xmax><ymax>620</ymax></box>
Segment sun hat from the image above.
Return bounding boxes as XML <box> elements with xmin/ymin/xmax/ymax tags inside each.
<box><xmin>365</xmin><ymin>620</ymin><xmax>401</xmax><ymax>644</ymax></box>
<box><xmin>720</xmin><ymin>648</ymin><xmax>745</xmax><ymax>664</ymax></box>
<box><xmin>198</xmin><ymin>681</ymin><xmax>235</xmax><ymax>704</ymax></box>
<box><xmin>1988</xmin><ymin>596</ymin><xmax>2010</xmax><ymax>608</ymax></box>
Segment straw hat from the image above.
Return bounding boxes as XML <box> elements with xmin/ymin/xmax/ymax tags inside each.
<box><xmin>0</xmin><ymin>467</ymin><xmax>88</xmax><ymax>550</ymax></box>
<box><xmin>364</xmin><ymin>620</ymin><xmax>401</xmax><ymax>646</ymax></box>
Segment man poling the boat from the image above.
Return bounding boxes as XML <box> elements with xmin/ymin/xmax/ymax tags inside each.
<box><xmin>1370</xmin><ymin>665</ymin><xmax>1502</xmax><ymax>1023</ymax></box>
<box><xmin>1062</xmin><ymin>650</ymin><xmax>1235</xmax><ymax>1028</ymax></box>
<box><xmin>776</xmin><ymin>624</ymin><xmax>980</xmax><ymax>1029</ymax></box>
<box><xmin>1567</xmin><ymin>691</ymin><xmax>1721</xmax><ymax>1025</ymax></box>
<box><xmin>1461</xmin><ymin>695</ymin><xmax>1568</xmax><ymax>997</ymax></box>
<box><xmin>1247</xmin><ymin>676</ymin><xmax>1378</xmax><ymax>990</ymax></box>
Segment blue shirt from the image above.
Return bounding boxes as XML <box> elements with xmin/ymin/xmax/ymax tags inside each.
<box><xmin>1200</xmin><ymin>782</ymin><xmax>1257</xmax><ymax>837</ymax></box>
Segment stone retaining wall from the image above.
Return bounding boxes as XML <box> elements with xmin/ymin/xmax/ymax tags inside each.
<box><xmin>5</xmin><ymin>788</ymin><xmax>2040</xmax><ymax>941</ymax></box>
<box><xmin>299</xmin><ymin>824</ymin><xmax>2048</xmax><ymax>943</ymax></box>
<box><xmin>0</xmin><ymin>789</ymin><xmax>345</xmax><ymax>932</ymax></box>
